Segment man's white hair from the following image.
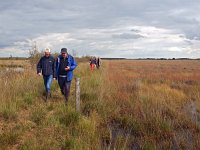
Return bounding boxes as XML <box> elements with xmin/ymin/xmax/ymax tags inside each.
<box><xmin>44</xmin><ymin>48</ymin><xmax>51</xmax><ymax>53</ymax></box>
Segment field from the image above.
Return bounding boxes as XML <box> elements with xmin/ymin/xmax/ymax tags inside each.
<box><xmin>0</xmin><ymin>59</ymin><xmax>200</xmax><ymax>149</ymax></box>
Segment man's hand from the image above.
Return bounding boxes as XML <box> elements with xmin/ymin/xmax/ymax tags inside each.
<box><xmin>65</xmin><ymin>66</ymin><xmax>70</xmax><ymax>71</ymax></box>
<box><xmin>38</xmin><ymin>73</ymin><xmax>42</xmax><ymax>76</ymax></box>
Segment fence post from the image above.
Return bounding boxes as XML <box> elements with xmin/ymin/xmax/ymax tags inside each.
<box><xmin>76</xmin><ymin>78</ymin><xmax>80</xmax><ymax>112</ymax></box>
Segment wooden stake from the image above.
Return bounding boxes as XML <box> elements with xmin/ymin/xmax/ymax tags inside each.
<box><xmin>76</xmin><ymin>78</ymin><xmax>80</xmax><ymax>112</ymax></box>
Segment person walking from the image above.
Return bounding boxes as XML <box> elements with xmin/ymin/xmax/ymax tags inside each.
<box><xmin>55</xmin><ymin>48</ymin><xmax>77</xmax><ymax>104</ymax></box>
<box><xmin>37</xmin><ymin>48</ymin><xmax>56</xmax><ymax>101</ymax></box>
<box><xmin>96</xmin><ymin>57</ymin><xmax>101</xmax><ymax>69</ymax></box>
<box><xmin>89</xmin><ymin>56</ymin><xmax>96</xmax><ymax>71</ymax></box>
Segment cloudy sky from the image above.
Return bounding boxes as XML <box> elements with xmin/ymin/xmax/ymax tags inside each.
<box><xmin>0</xmin><ymin>0</ymin><xmax>200</xmax><ymax>58</ymax></box>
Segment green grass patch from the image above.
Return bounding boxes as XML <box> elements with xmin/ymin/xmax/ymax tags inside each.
<box><xmin>30</xmin><ymin>107</ymin><xmax>46</xmax><ymax>125</ymax></box>
<box><xmin>0</xmin><ymin>129</ymin><xmax>20</xmax><ymax>146</ymax></box>
<box><xmin>142</xmin><ymin>142</ymin><xmax>156</xmax><ymax>150</ymax></box>
<box><xmin>20</xmin><ymin>139</ymin><xmax>36</xmax><ymax>150</ymax></box>
<box><xmin>0</xmin><ymin>104</ymin><xmax>17</xmax><ymax>121</ymax></box>
<box><xmin>59</xmin><ymin>110</ymin><xmax>80</xmax><ymax>127</ymax></box>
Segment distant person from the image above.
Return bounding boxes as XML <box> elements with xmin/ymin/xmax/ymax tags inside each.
<box><xmin>55</xmin><ymin>48</ymin><xmax>77</xmax><ymax>104</ymax></box>
<box><xmin>89</xmin><ymin>56</ymin><xmax>96</xmax><ymax>71</ymax></box>
<box><xmin>96</xmin><ymin>57</ymin><xmax>101</xmax><ymax>69</ymax></box>
<box><xmin>37</xmin><ymin>48</ymin><xmax>56</xmax><ymax>101</ymax></box>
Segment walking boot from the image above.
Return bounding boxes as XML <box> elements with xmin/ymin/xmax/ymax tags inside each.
<box><xmin>49</xmin><ymin>92</ymin><xmax>52</xmax><ymax>98</ymax></box>
<box><xmin>45</xmin><ymin>92</ymin><xmax>48</xmax><ymax>102</ymax></box>
<box><xmin>45</xmin><ymin>92</ymin><xmax>51</xmax><ymax>102</ymax></box>
<box><xmin>65</xmin><ymin>96</ymin><xmax>68</xmax><ymax>106</ymax></box>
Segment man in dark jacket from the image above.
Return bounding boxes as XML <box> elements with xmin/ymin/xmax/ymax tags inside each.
<box><xmin>37</xmin><ymin>48</ymin><xmax>56</xmax><ymax>101</ymax></box>
<box><xmin>56</xmin><ymin>48</ymin><xmax>77</xmax><ymax>104</ymax></box>
<box><xmin>89</xmin><ymin>56</ymin><xmax>96</xmax><ymax>71</ymax></box>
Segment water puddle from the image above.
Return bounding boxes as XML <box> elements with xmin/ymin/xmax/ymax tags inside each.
<box><xmin>183</xmin><ymin>100</ymin><xmax>200</xmax><ymax>125</ymax></box>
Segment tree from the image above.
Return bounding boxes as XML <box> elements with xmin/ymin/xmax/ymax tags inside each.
<box><xmin>9</xmin><ymin>55</ymin><xmax>13</xmax><ymax>59</ymax></box>
<box><xmin>29</xmin><ymin>41</ymin><xmax>42</xmax><ymax>67</ymax></box>
<box><xmin>72</xmin><ymin>49</ymin><xmax>77</xmax><ymax>57</ymax></box>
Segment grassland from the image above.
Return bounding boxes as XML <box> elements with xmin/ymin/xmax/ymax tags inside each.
<box><xmin>0</xmin><ymin>59</ymin><xmax>200</xmax><ymax>150</ymax></box>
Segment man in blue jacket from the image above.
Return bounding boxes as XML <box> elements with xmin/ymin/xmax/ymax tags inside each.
<box><xmin>56</xmin><ymin>48</ymin><xmax>77</xmax><ymax>104</ymax></box>
<box><xmin>37</xmin><ymin>48</ymin><xmax>56</xmax><ymax>101</ymax></box>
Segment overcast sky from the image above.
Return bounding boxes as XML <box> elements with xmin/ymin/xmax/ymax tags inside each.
<box><xmin>0</xmin><ymin>0</ymin><xmax>200</xmax><ymax>58</ymax></box>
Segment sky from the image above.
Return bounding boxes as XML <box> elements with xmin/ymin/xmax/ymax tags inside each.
<box><xmin>0</xmin><ymin>0</ymin><xmax>200</xmax><ymax>58</ymax></box>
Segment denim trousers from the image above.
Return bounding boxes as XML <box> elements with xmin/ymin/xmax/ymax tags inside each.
<box><xmin>43</xmin><ymin>75</ymin><xmax>53</xmax><ymax>93</ymax></box>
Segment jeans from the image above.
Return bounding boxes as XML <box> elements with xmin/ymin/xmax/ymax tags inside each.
<box><xmin>43</xmin><ymin>75</ymin><xmax>53</xmax><ymax>93</ymax></box>
<box><xmin>58</xmin><ymin>77</ymin><xmax>71</xmax><ymax>101</ymax></box>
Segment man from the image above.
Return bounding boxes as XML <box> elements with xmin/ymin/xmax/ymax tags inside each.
<box><xmin>89</xmin><ymin>56</ymin><xmax>96</xmax><ymax>71</ymax></box>
<box><xmin>56</xmin><ymin>48</ymin><xmax>77</xmax><ymax>104</ymax></box>
<box><xmin>96</xmin><ymin>57</ymin><xmax>101</xmax><ymax>69</ymax></box>
<box><xmin>37</xmin><ymin>48</ymin><xmax>56</xmax><ymax>101</ymax></box>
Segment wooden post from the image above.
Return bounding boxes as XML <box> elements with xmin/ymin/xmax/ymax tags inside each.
<box><xmin>76</xmin><ymin>78</ymin><xmax>80</xmax><ymax>112</ymax></box>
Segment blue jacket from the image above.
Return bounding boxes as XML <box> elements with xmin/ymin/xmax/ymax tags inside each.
<box><xmin>37</xmin><ymin>55</ymin><xmax>56</xmax><ymax>77</ymax></box>
<box><xmin>56</xmin><ymin>54</ymin><xmax>77</xmax><ymax>81</ymax></box>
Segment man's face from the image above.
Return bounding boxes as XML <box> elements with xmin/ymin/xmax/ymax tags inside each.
<box><xmin>61</xmin><ymin>52</ymin><xmax>68</xmax><ymax>58</ymax></box>
<box><xmin>44</xmin><ymin>52</ymin><xmax>50</xmax><ymax>57</ymax></box>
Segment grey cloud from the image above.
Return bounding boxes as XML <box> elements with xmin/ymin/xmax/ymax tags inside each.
<box><xmin>131</xmin><ymin>29</ymin><xmax>140</xmax><ymax>33</ymax></box>
<box><xmin>112</xmin><ymin>33</ymin><xmax>144</xmax><ymax>39</ymax></box>
<box><xmin>1</xmin><ymin>0</ymin><xmax>200</xmax><ymax>58</ymax></box>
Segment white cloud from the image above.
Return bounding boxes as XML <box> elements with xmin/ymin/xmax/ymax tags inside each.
<box><xmin>2</xmin><ymin>25</ymin><xmax>197</xmax><ymax>58</ymax></box>
<box><xmin>0</xmin><ymin>47</ymin><xmax>27</xmax><ymax>57</ymax></box>
<box><xmin>168</xmin><ymin>47</ymin><xmax>183</xmax><ymax>52</ymax></box>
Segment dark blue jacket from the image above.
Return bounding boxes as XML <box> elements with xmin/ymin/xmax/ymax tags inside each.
<box><xmin>56</xmin><ymin>54</ymin><xmax>77</xmax><ymax>81</ymax></box>
<box><xmin>37</xmin><ymin>55</ymin><xmax>56</xmax><ymax>77</ymax></box>
<box><xmin>90</xmin><ymin>58</ymin><xmax>96</xmax><ymax>65</ymax></box>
